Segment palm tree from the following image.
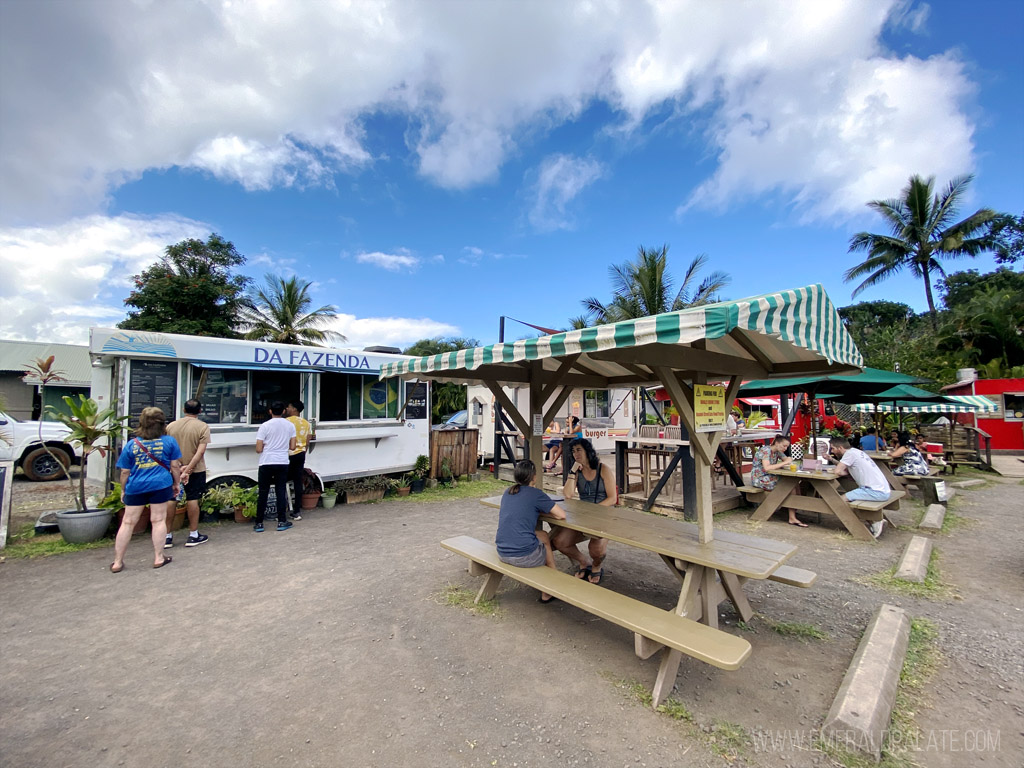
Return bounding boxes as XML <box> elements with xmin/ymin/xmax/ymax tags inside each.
<box><xmin>581</xmin><ymin>245</ymin><xmax>730</xmax><ymax>323</ymax></box>
<box><xmin>845</xmin><ymin>174</ymin><xmax>999</xmax><ymax>331</ymax></box>
<box><xmin>238</xmin><ymin>274</ymin><xmax>343</xmax><ymax>346</ymax></box>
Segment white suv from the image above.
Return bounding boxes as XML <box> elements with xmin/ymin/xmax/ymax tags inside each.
<box><xmin>0</xmin><ymin>410</ymin><xmax>82</xmax><ymax>481</ymax></box>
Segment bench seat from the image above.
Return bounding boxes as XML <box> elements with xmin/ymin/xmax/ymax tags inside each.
<box><xmin>848</xmin><ymin>490</ymin><xmax>906</xmax><ymax>513</ymax></box>
<box><xmin>767</xmin><ymin>565</ymin><xmax>817</xmax><ymax>588</ymax></box>
<box><xmin>441</xmin><ymin>535</ymin><xmax>751</xmax><ymax>671</ymax></box>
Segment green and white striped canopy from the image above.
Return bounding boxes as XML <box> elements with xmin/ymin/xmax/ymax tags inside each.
<box><xmin>381</xmin><ymin>284</ymin><xmax>863</xmax><ymax>386</ymax></box>
<box><xmin>852</xmin><ymin>395</ymin><xmax>997</xmax><ymax>414</ymax></box>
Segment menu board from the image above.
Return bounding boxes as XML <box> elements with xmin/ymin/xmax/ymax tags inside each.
<box><xmin>405</xmin><ymin>382</ymin><xmax>428</xmax><ymax>421</ymax></box>
<box><xmin>128</xmin><ymin>360</ymin><xmax>178</xmax><ymax>427</ymax></box>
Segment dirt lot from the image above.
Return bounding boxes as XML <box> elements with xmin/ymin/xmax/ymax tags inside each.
<box><xmin>1</xmin><ymin>474</ymin><xmax>1021</xmax><ymax>768</ymax></box>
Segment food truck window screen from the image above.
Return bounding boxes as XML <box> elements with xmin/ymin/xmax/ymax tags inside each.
<box><xmin>191</xmin><ymin>367</ymin><xmax>248</xmax><ymax>424</ymax></box>
<box><xmin>250</xmin><ymin>371</ymin><xmax>302</xmax><ymax>424</ymax></box>
<box><xmin>1004</xmin><ymin>393</ymin><xmax>1024</xmax><ymax>422</ymax></box>
<box><xmin>584</xmin><ymin>390</ymin><xmax>610</xmax><ymax>418</ymax></box>
<box><xmin>360</xmin><ymin>377</ymin><xmax>399</xmax><ymax>419</ymax></box>
<box><xmin>318</xmin><ymin>372</ymin><xmax>350</xmax><ymax>422</ymax></box>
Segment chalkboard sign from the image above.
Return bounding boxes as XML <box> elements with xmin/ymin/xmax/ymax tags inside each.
<box><xmin>128</xmin><ymin>360</ymin><xmax>178</xmax><ymax>427</ymax></box>
<box><xmin>406</xmin><ymin>382</ymin><xmax>428</xmax><ymax>421</ymax></box>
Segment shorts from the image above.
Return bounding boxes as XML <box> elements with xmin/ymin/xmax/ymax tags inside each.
<box><xmin>845</xmin><ymin>487</ymin><xmax>890</xmax><ymax>502</ymax></box>
<box><xmin>183</xmin><ymin>471</ymin><xmax>206</xmax><ymax>501</ymax></box>
<box><xmin>123</xmin><ymin>485</ymin><xmax>175</xmax><ymax>507</ymax></box>
<box><xmin>499</xmin><ymin>542</ymin><xmax>547</xmax><ymax>568</ymax></box>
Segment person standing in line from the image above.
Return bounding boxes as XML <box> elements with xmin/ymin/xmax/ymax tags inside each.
<box><xmin>165</xmin><ymin>398</ymin><xmax>211</xmax><ymax>548</ymax></box>
<box><xmin>254</xmin><ymin>401</ymin><xmax>297</xmax><ymax>533</ymax></box>
<box><xmin>111</xmin><ymin>407</ymin><xmax>181</xmax><ymax>572</ymax></box>
<box><xmin>285</xmin><ymin>400</ymin><xmax>311</xmax><ymax>520</ymax></box>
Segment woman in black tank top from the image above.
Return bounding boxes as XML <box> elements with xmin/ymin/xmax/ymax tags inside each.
<box><xmin>553</xmin><ymin>437</ymin><xmax>615</xmax><ymax>584</ymax></box>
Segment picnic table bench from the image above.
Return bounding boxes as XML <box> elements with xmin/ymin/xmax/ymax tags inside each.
<box><xmin>748</xmin><ymin>467</ymin><xmax>905</xmax><ymax>541</ymax></box>
<box><xmin>458</xmin><ymin>494</ymin><xmax>814</xmax><ymax>705</ymax></box>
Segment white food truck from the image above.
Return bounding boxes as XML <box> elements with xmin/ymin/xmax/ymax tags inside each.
<box><xmin>88</xmin><ymin>329</ymin><xmax>429</xmax><ymax>488</ymax></box>
<box><xmin>468</xmin><ymin>384</ymin><xmax>637</xmax><ymax>460</ymax></box>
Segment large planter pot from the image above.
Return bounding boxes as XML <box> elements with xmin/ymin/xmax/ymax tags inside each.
<box><xmin>300</xmin><ymin>491</ymin><xmax>321</xmax><ymax>510</ymax></box>
<box><xmin>56</xmin><ymin>509</ymin><xmax>114</xmax><ymax>544</ymax></box>
<box><xmin>117</xmin><ymin>506</ymin><xmax>151</xmax><ymax>536</ymax></box>
<box><xmin>396</xmin><ymin>486</ymin><xmax>412</xmax><ymax>497</ymax></box>
<box><xmin>409</xmin><ymin>479</ymin><xmax>426</xmax><ymax>494</ymax></box>
<box><xmin>321</xmin><ymin>493</ymin><xmax>338</xmax><ymax>509</ymax></box>
<box><xmin>168</xmin><ymin>506</ymin><xmax>187</xmax><ymax>532</ymax></box>
<box><xmin>345</xmin><ymin>489</ymin><xmax>385</xmax><ymax>504</ymax></box>
<box><xmin>233</xmin><ymin>505</ymin><xmax>253</xmax><ymax>524</ymax></box>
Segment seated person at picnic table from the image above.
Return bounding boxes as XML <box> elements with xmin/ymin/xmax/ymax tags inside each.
<box><xmin>914</xmin><ymin>434</ymin><xmax>947</xmax><ymax>466</ymax></box>
<box><xmin>751</xmin><ymin>434</ymin><xmax>808</xmax><ymax>527</ymax></box>
<box><xmin>829</xmin><ymin>437</ymin><xmax>891</xmax><ymax>538</ymax></box>
<box><xmin>542</xmin><ymin>420</ymin><xmax>563</xmax><ymax>471</ymax></box>
<box><xmin>496</xmin><ymin>460</ymin><xmax>567</xmax><ymax>604</ymax></box>
<box><xmin>890</xmin><ymin>431</ymin><xmax>930</xmax><ymax>476</ymax></box>
<box><xmin>858</xmin><ymin>426</ymin><xmax>885</xmax><ymax>452</ymax></box>
<box><xmin>553</xmin><ymin>437</ymin><xmax>616</xmax><ymax>584</ymax></box>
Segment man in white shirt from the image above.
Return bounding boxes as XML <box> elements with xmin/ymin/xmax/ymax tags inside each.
<box><xmin>830</xmin><ymin>437</ymin><xmax>891</xmax><ymax>538</ymax></box>
<box><xmin>254</xmin><ymin>401</ymin><xmax>297</xmax><ymax>532</ymax></box>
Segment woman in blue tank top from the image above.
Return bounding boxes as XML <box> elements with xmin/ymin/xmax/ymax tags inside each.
<box><xmin>553</xmin><ymin>438</ymin><xmax>616</xmax><ymax>584</ymax></box>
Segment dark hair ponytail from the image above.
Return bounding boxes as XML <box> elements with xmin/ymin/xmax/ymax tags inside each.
<box><xmin>509</xmin><ymin>460</ymin><xmax>536</xmax><ymax>495</ymax></box>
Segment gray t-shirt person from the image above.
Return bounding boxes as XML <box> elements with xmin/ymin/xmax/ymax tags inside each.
<box><xmin>496</xmin><ymin>486</ymin><xmax>556</xmax><ymax>558</ymax></box>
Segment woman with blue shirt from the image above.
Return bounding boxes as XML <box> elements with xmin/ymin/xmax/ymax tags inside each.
<box><xmin>111</xmin><ymin>407</ymin><xmax>182</xmax><ymax>572</ymax></box>
<box><xmin>496</xmin><ymin>460</ymin><xmax>566</xmax><ymax>603</ymax></box>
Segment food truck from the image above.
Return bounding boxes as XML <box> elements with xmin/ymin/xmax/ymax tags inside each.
<box><xmin>88</xmin><ymin>329</ymin><xmax>429</xmax><ymax>487</ymax></box>
<box><xmin>469</xmin><ymin>384</ymin><xmax>636</xmax><ymax>459</ymax></box>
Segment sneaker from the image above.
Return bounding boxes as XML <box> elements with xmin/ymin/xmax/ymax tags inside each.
<box><xmin>290</xmin><ymin>512</ymin><xmax>302</xmax><ymax>521</ymax></box>
<box><xmin>185</xmin><ymin>533</ymin><xmax>209</xmax><ymax>547</ymax></box>
<box><xmin>253</xmin><ymin>523</ymin><xmax>265</xmax><ymax>533</ymax></box>
<box><xmin>277</xmin><ymin>521</ymin><xmax>293</xmax><ymax>532</ymax></box>
<box><xmin>164</xmin><ymin>535</ymin><xmax>173</xmax><ymax>549</ymax></box>
<box><xmin>869</xmin><ymin>520</ymin><xmax>886</xmax><ymax>539</ymax></box>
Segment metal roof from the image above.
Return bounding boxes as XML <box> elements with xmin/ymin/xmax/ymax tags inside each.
<box><xmin>0</xmin><ymin>339</ymin><xmax>92</xmax><ymax>386</ymax></box>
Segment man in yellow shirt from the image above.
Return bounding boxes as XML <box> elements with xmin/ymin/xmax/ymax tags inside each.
<box><xmin>286</xmin><ymin>400</ymin><xmax>311</xmax><ymax>519</ymax></box>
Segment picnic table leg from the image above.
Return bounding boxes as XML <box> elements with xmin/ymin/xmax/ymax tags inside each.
<box><xmin>814</xmin><ymin>482</ymin><xmax>875</xmax><ymax>542</ymax></box>
<box><xmin>474</xmin><ymin>570</ymin><xmax>504</xmax><ymax>603</ymax></box>
<box><xmin>748</xmin><ymin>476</ymin><xmax>798</xmax><ymax>522</ymax></box>
<box><xmin>719</xmin><ymin>570</ymin><xmax>754</xmax><ymax>623</ymax></box>
<box><xmin>651</xmin><ymin>565</ymin><xmax>705</xmax><ymax>708</ymax></box>
<box><xmin>874</xmin><ymin>458</ymin><xmax>906</xmax><ymax>492</ymax></box>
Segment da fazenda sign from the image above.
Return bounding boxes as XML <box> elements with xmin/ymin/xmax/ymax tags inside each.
<box><xmin>254</xmin><ymin>347</ymin><xmax>371</xmax><ymax>370</ymax></box>
<box><xmin>694</xmin><ymin>384</ymin><xmax>727</xmax><ymax>432</ymax></box>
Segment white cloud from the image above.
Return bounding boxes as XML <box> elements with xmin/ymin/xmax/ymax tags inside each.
<box><xmin>0</xmin><ymin>0</ymin><xmax>977</xmax><ymax>225</ymax></box>
<box><xmin>0</xmin><ymin>214</ymin><xmax>209</xmax><ymax>343</ymax></box>
<box><xmin>356</xmin><ymin>250</ymin><xmax>421</xmax><ymax>271</ymax></box>
<box><xmin>528</xmin><ymin>154</ymin><xmax>604</xmax><ymax>232</ymax></box>
<box><xmin>328</xmin><ymin>315</ymin><xmax>460</xmax><ymax>349</ymax></box>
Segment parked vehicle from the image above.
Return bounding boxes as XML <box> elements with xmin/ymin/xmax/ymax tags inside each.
<box><xmin>0</xmin><ymin>410</ymin><xmax>82</xmax><ymax>481</ymax></box>
<box><xmin>432</xmin><ymin>410</ymin><xmax>468</xmax><ymax>430</ymax></box>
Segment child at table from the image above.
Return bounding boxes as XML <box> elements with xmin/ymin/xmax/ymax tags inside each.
<box><xmin>496</xmin><ymin>460</ymin><xmax>566</xmax><ymax>604</ymax></box>
<box><xmin>751</xmin><ymin>434</ymin><xmax>808</xmax><ymax>528</ymax></box>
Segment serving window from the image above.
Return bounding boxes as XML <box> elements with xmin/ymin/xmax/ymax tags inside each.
<box><xmin>583</xmin><ymin>389</ymin><xmax>610</xmax><ymax>418</ymax></box>
<box><xmin>319</xmin><ymin>373</ymin><xmax>401</xmax><ymax>422</ymax></box>
<box><xmin>1004</xmin><ymin>393</ymin><xmax>1024</xmax><ymax>421</ymax></box>
<box><xmin>192</xmin><ymin>367</ymin><xmax>249</xmax><ymax>424</ymax></box>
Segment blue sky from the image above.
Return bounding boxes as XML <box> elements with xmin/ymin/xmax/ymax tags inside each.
<box><xmin>1</xmin><ymin>0</ymin><xmax>1021</xmax><ymax>348</ymax></box>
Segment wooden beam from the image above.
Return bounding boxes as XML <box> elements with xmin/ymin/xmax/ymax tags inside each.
<box><xmin>483</xmin><ymin>380</ymin><xmax>531</xmax><ymax>436</ymax></box>
<box><xmin>528</xmin><ymin>362</ymin><xmax>546</xmax><ymax>487</ymax></box>
<box><xmin>709</xmin><ymin>375</ymin><xmax>744</xmax><ymax>455</ymax></box>
<box><xmin>542</xmin><ymin>387</ymin><xmax>573</xmax><ymax>429</ymax></box>
<box><xmin>538</xmin><ymin>354</ymin><xmax>579</xmax><ymax>404</ymax></box>
<box><xmin>728</xmin><ymin>328</ymin><xmax>775</xmax><ymax>373</ymax></box>
<box><xmin>652</xmin><ymin>368</ymin><xmax>713</xmax><ymax>464</ymax></box>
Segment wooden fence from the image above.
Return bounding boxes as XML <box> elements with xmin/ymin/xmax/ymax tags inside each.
<box><xmin>430</xmin><ymin>429</ymin><xmax>479</xmax><ymax>479</ymax></box>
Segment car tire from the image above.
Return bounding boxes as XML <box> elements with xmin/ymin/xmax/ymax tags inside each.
<box><xmin>22</xmin><ymin>446</ymin><xmax>71</xmax><ymax>482</ymax></box>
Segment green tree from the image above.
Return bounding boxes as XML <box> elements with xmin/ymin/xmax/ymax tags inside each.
<box><xmin>990</xmin><ymin>211</ymin><xmax>1023</xmax><ymax>265</ymax></box>
<box><xmin>403</xmin><ymin>337</ymin><xmax>480</xmax><ymax>423</ymax></box>
<box><xmin>238</xmin><ymin>274</ymin><xmax>342</xmax><ymax>346</ymax></box>
<box><xmin>940</xmin><ymin>267</ymin><xmax>1024</xmax><ymax>310</ymax></box>
<box><xmin>120</xmin><ymin>234</ymin><xmax>250</xmax><ymax>337</ymax></box>
<box><xmin>582</xmin><ymin>246</ymin><xmax>729</xmax><ymax>323</ymax></box>
<box><xmin>938</xmin><ymin>283</ymin><xmax>1024</xmax><ymax>374</ymax></box>
<box><xmin>845</xmin><ymin>174</ymin><xmax>999</xmax><ymax>331</ymax></box>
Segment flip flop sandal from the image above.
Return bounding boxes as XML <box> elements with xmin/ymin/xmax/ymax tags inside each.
<box><xmin>574</xmin><ymin>565</ymin><xmax>591</xmax><ymax>580</ymax></box>
<box><xmin>110</xmin><ymin>563</ymin><xmax>124</xmax><ymax>573</ymax></box>
<box><xmin>538</xmin><ymin>595</ymin><xmax>558</xmax><ymax>604</ymax></box>
<box><xmin>587</xmin><ymin>569</ymin><xmax>604</xmax><ymax>585</ymax></box>
<box><xmin>788</xmin><ymin>520</ymin><xmax>809</xmax><ymax>528</ymax></box>
<box><xmin>153</xmin><ymin>556</ymin><xmax>172</xmax><ymax>569</ymax></box>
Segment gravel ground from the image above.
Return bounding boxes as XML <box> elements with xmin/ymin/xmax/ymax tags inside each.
<box><xmin>0</xmin><ymin>474</ymin><xmax>1020</xmax><ymax>768</ymax></box>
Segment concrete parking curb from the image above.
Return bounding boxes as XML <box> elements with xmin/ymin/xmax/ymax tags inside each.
<box><xmin>951</xmin><ymin>479</ymin><xmax>985</xmax><ymax>489</ymax></box>
<box><xmin>895</xmin><ymin>536</ymin><xmax>933</xmax><ymax>583</ymax></box>
<box><xmin>822</xmin><ymin>604</ymin><xmax>910</xmax><ymax>760</ymax></box>
<box><xmin>919</xmin><ymin>504</ymin><xmax>945</xmax><ymax>532</ymax></box>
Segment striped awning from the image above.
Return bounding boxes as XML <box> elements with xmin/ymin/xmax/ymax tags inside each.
<box><xmin>852</xmin><ymin>395</ymin><xmax>998</xmax><ymax>414</ymax></box>
<box><xmin>381</xmin><ymin>284</ymin><xmax>862</xmax><ymax>385</ymax></box>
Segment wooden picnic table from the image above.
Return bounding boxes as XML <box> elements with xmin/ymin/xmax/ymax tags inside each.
<box><xmin>479</xmin><ymin>493</ymin><xmax>800</xmax><ymax>703</ymax></box>
<box><xmin>746</xmin><ymin>466</ymin><xmax>902</xmax><ymax>542</ymax></box>
<box><xmin>863</xmin><ymin>450</ymin><xmax>908</xmax><ymax>491</ymax></box>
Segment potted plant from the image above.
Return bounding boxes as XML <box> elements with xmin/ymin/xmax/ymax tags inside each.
<box><xmin>410</xmin><ymin>455</ymin><xmax>429</xmax><ymax>493</ymax></box>
<box><xmin>320</xmin><ymin>487</ymin><xmax>338</xmax><ymax>509</ymax></box>
<box><xmin>201</xmin><ymin>484</ymin><xmax>237</xmax><ymax>522</ymax></box>
<box><xmin>224</xmin><ymin>484</ymin><xmax>258</xmax><ymax>523</ymax></box>
<box><xmin>49</xmin><ymin>395</ymin><xmax>129</xmax><ymax>544</ymax></box>
<box><xmin>438</xmin><ymin>455</ymin><xmax>456</xmax><ymax>486</ymax></box>
<box><xmin>333</xmin><ymin>477</ymin><xmax>360</xmax><ymax>503</ymax></box>
<box><xmin>396</xmin><ymin>473</ymin><xmax>413</xmax><ymax>497</ymax></box>
<box><xmin>300</xmin><ymin>468</ymin><xmax>323</xmax><ymax>510</ymax></box>
<box><xmin>96</xmin><ymin>482</ymin><xmax>148</xmax><ymax>536</ymax></box>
